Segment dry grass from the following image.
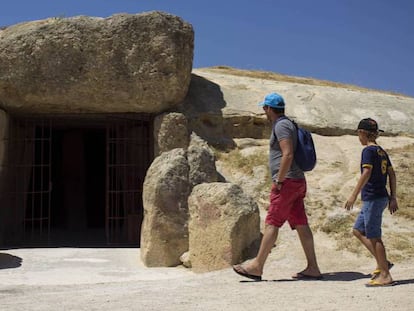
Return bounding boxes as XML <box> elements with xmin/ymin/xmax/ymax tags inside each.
<box><xmin>215</xmin><ymin>148</ymin><xmax>267</xmax><ymax>175</ymax></box>
<box><xmin>381</xmin><ymin>229</ymin><xmax>414</xmax><ymax>262</ymax></box>
<box><xmin>388</xmin><ymin>144</ymin><xmax>414</xmax><ymax>220</ymax></box>
<box><xmin>201</xmin><ymin>66</ymin><xmax>409</xmax><ymax>97</ymax></box>
<box><xmin>316</xmin><ymin>143</ymin><xmax>414</xmax><ymax>256</ymax></box>
<box><xmin>215</xmin><ymin>148</ymin><xmax>271</xmax><ymax>194</ymax></box>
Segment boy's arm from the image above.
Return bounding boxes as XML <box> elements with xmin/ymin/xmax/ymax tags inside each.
<box><xmin>344</xmin><ymin>167</ymin><xmax>372</xmax><ymax>210</ymax></box>
<box><xmin>388</xmin><ymin>166</ymin><xmax>399</xmax><ymax>214</ymax></box>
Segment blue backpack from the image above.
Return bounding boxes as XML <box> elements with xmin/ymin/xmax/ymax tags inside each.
<box><xmin>274</xmin><ymin>117</ymin><xmax>317</xmax><ymax>172</ymax></box>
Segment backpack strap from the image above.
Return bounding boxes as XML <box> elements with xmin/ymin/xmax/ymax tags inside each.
<box><xmin>272</xmin><ymin>116</ymin><xmax>298</xmax><ymax>140</ymax></box>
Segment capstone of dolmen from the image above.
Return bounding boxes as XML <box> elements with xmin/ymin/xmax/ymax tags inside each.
<box><xmin>0</xmin><ymin>11</ymin><xmax>194</xmax><ymax>114</ymax></box>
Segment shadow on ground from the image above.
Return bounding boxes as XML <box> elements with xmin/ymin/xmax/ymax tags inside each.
<box><xmin>394</xmin><ymin>279</ymin><xmax>414</xmax><ymax>286</ymax></box>
<box><xmin>320</xmin><ymin>271</ymin><xmax>371</xmax><ymax>281</ymax></box>
<box><xmin>237</xmin><ymin>271</ymin><xmax>371</xmax><ymax>283</ymax></box>
<box><xmin>0</xmin><ymin>253</ymin><xmax>22</xmax><ymax>269</ymax></box>
<box><xmin>238</xmin><ymin>272</ymin><xmax>414</xmax><ymax>287</ymax></box>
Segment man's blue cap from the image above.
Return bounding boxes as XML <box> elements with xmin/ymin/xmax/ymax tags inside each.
<box><xmin>258</xmin><ymin>92</ymin><xmax>285</xmax><ymax>109</ymax></box>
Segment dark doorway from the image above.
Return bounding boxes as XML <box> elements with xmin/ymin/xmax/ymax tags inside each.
<box><xmin>50</xmin><ymin>128</ymin><xmax>106</xmax><ymax>246</ymax></box>
<box><xmin>3</xmin><ymin>115</ymin><xmax>153</xmax><ymax>248</ymax></box>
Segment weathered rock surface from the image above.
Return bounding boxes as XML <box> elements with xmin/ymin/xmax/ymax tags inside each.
<box><xmin>188</xmin><ymin>182</ymin><xmax>260</xmax><ymax>272</ymax></box>
<box><xmin>0</xmin><ymin>12</ymin><xmax>194</xmax><ymax>114</ymax></box>
<box><xmin>141</xmin><ymin>148</ymin><xmax>190</xmax><ymax>267</ymax></box>
<box><xmin>184</xmin><ymin>68</ymin><xmax>414</xmax><ymax>144</ymax></box>
<box><xmin>187</xmin><ymin>133</ymin><xmax>218</xmax><ymax>188</ymax></box>
<box><xmin>153</xmin><ymin>112</ymin><xmax>189</xmax><ymax>156</ymax></box>
<box><xmin>141</xmin><ymin>133</ymin><xmax>226</xmax><ymax>268</ymax></box>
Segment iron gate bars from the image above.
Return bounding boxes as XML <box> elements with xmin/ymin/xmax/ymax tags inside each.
<box><xmin>106</xmin><ymin>117</ymin><xmax>151</xmax><ymax>245</ymax></box>
<box><xmin>10</xmin><ymin>118</ymin><xmax>52</xmax><ymax>245</ymax></box>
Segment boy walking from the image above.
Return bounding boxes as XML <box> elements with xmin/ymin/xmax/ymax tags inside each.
<box><xmin>344</xmin><ymin>118</ymin><xmax>398</xmax><ymax>287</ymax></box>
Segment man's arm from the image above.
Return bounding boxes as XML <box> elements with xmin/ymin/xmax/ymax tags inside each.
<box><xmin>275</xmin><ymin>138</ymin><xmax>294</xmax><ymax>189</ymax></box>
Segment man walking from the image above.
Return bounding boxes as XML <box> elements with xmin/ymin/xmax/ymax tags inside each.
<box><xmin>233</xmin><ymin>92</ymin><xmax>322</xmax><ymax>281</ymax></box>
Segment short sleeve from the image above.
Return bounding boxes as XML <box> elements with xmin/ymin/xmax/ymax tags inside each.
<box><xmin>274</xmin><ymin>119</ymin><xmax>293</xmax><ymax>141</ymax></box>
<box><xmin>361</xmin><ymin>147</ymin><xmax>374</xmax><ymax>169</ymax></box>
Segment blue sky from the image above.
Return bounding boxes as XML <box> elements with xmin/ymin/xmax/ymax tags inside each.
<box><xmin>2</xmin><ymin>0</ymin><xmax>413</xmax><ymax>97</ymax></box>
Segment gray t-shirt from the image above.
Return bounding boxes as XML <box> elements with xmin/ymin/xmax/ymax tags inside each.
<box><xmin>269</xmin><ymin>117</ymin><xmax>305</xmax><ymax>181</ymax></box>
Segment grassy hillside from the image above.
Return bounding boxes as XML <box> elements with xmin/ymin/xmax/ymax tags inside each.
<box><xmin>214</xmin><ymin>139</ymin><xmax>414</xmax><ymax>262</ymax></box>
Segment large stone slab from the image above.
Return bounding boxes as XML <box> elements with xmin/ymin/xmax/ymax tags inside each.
<box><xmin>0</xmin><ymin>11</ymin><xmax>193</xmax><ymax>114</ymax></box>
<box><xmin>188</xmin><ymin>182</ymin><xmax>260</xmax><ymax>272</ymax></box>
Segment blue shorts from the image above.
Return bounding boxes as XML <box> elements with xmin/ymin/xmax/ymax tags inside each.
<box><xmin>353</xmin><ymin>197</ymin><xmax>388</xmax><ymax>239</ymax></box>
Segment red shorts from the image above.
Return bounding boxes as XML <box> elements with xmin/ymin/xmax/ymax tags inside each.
<box><xmin>265</xmin><ymin>178</ymin><xmax>308</xmax><ymax>229</ymax></box>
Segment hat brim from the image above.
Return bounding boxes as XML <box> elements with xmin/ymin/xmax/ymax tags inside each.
<box><xmin>356</xmin><ymin>128</ymin><xmax>384</xmax><ymax>133</ymax></box>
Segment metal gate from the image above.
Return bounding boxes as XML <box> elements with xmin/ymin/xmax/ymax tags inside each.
<box><xmin>106</xmin><ymin>117</ymin><xmax>151</xmax><ymax>245</ymax></box>
<box><xmin>6</xmin><ymin>115</ymin><xmax>151</xmax><ymax>246</ymax></box>
<box><xmin>9</xmin><ymin>119</ymin><xmax>52</xmax><ymax>244</ymax></box>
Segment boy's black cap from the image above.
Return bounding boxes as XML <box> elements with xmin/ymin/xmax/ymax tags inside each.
<box><xmin>357</xmin><ymin>118</ymin><xmax>384</xmax><ymax>132</ymax></box>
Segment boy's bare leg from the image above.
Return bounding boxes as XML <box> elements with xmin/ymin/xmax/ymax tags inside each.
<box><xmin>370</xmin><ymin>238</ymin><xmax>393</xmax><ymax>284</ymax></box>
<box><xmin>354</xmin><ymin>229</ymin><xmax>394</xmax><ymax>281</ymax></box>
<box><xmin>353</xmin><ymin>229</ymin><xmax>376</xmax><ymax>257</ymax></box>
<box><xmin>233</xmin><ymin>224</ymin><xmax>279</xmax><ymax>277</ymax></box>
<box><xmin>294</xmin><ymin>225</ymin><xmax>321</xmax><ymax>277</ymax></box>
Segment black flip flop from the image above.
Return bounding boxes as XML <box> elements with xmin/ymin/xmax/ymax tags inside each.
<box><xmin>232</xmin><ymin>265</ymin><xmax>262</xmax><ymax>281</ymax></box>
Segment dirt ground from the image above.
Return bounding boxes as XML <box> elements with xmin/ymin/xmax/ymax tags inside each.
<box><xmin>1</xmin><ymin>240</ymin><xmax>413</xmax><ymax>311</ymax></box>
<box><xmin>1</xmin><ymin>135</ymin><xmax>414</xmax><ymax>311</ymax></box>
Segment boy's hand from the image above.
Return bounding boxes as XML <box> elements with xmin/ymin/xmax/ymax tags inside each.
<box><xmin>344</xmin><ymin>195</ymin><xmax>356</xmax><ymax>210</ymax></box>
<box><xmin>388</xmin><ymin>197</ymin><xmax>398</xmax><ymax>214</ymax></box>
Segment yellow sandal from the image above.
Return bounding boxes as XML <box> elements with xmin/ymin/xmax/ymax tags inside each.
<box><xmin>370</xmin><ymin>261</ymin><xmax>394</xmax><ymax>279</ymax></box>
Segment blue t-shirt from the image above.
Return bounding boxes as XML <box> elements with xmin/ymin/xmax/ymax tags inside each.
<box><xmin>360</xmin><ymin>145</ymin><xmax>392</xmax><ymax>201</ymax></box>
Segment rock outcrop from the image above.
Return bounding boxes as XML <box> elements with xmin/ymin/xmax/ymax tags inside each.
<box><xmin>0</xmin><ymin>12</ymin><xmax>194</xmax><ymax>114</ymax></box>
<box><xmin>182</xmin><ymin>68</ymin><xmax>414</xmax><ymax>146</ymax></box>
<box><xmin>141</xmin><ymin>132</ymin><xmax>255</xmax><ymax>270</ymax></box>
<box><xmin>187</xmin><ymin>133</ymin><xmax>218</xmax><ymax>188</ymax></box>
<box><xmin>141</xmin><ymin>132</ymin><xmax>222</xmax><ymax>267</ymax></box>
<box><xmin>141</xmin><ymin>148</ymin><xmax>190</xmax><ymax>267</ymax></box>
<box><xmin>188</xmin><ymin>182</ymin><xmax>260</xmax><ymax>272</ymax></box>
<box><xmin>153</xmin><ymin>112</ymin><xmax>189</xmax><ymax>156</ymax></box>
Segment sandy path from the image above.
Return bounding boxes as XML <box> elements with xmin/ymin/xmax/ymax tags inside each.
<box><xmin>1</xmin><ymin>226</ymin><xmax>413</xmax><ymax>311</ymax></box>
<box><xmin>1</xmin><ymin>135</ymin><xmax>414</xmax><ymax>310</ymax></box>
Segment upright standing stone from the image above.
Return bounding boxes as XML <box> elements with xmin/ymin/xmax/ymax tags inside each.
<box><xmin>141</xmin><ymin>148</ymin><xmax>190</xmax><ymax>266</ymax></box>
<box><xmin>188</xmin><ymin>182</ymin><xmax>260</xmax><ymax>272</ymax></box>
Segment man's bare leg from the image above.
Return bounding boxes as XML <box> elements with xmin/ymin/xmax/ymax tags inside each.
<box><xmin>233</xmin><ymin>224</ymin><xmax>279</xmax><ymax>277</ymax></box>
<box><xmin>294</xmin><ymin>225</ymin><xmax>321</xmax><ymax>277</ymax></box>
